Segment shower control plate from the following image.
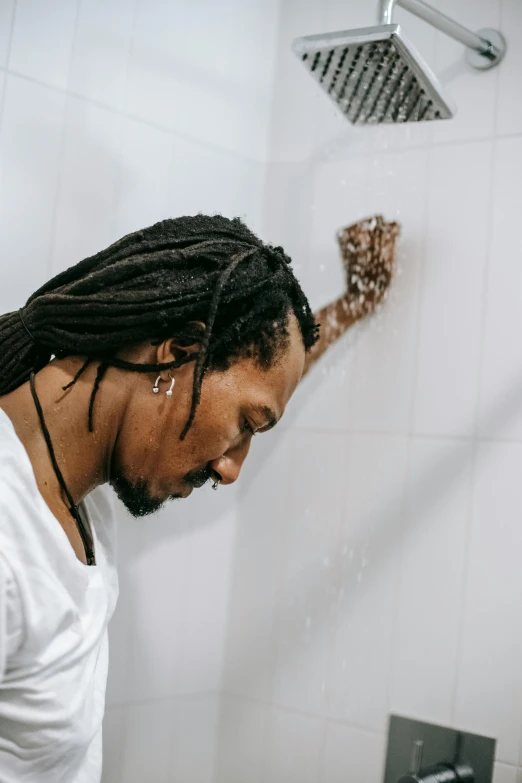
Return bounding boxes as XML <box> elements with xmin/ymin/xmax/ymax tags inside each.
<box><xmin>383</xmin><ymin>715</ymin><xmax>496</xmax><ymax>783</ymax></box>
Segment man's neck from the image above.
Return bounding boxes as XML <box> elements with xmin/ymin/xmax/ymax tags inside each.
<box><xmin>0</xmin><ymin>358</ymin><xmax>123</xmax><ymax>513</ymax></box>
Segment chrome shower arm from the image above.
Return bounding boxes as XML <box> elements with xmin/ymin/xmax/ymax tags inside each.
<box><xmin>377</xmin><ymin>0</ymin><xmax>498</xmax><ymax>60</ymax></box>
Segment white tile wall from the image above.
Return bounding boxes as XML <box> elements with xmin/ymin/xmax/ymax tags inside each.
<box><xmin>389</xmin><ymin>438</ymin><xmax>473</xmax><ymax>725</ymax></box>
<box><xmin>50</xmin><ymin>98</ymin><xmax>123</xmax><ymax>274</ymax></box>
<box><xmin>271</xmin><ymin>431</ymin><xmax>346</xmax><ymax>715</ymax></box>
<box><xmin>105</xmin><ymin>511</ymin><xmax>140</xmax><ymax>707</ymax></box>
<box><xmin>109</xmin><ymin>694</ymin><xmax>220</xmax><ymax>783</ymax></box>
<box><xmin>270</xmin><ymin>145</ymin><xmax>427</xmax><ymax>436</ymax></box>
<box><xmin>215</xmin><ymin>696</ymin><xmax>269</xmax><ymax>783</ymax></box>
<box><xmin>9</xmin><ymin>0</ymin><xmax>78</xmax><ymax>90</ymax></box>
<box><xmin>124</xmin><ymin>510</ymin><xmax>189</xmax><ymax>702</ymax></box>
<box><xmin>222</xmin><ymin>431</ymin><xmax>293</xmax><ymax>701</ymax></box>
<box><xmin>120</xmin><ymin>699</ymin><xmax>176</xmax><ymax>783</ymax></box>
<box><xmin>126</xmin><ymin>0</ymin><xmax>278</xmax><ymax>161</ymax></box>
<box><xmin>68</xmin><ymin>0</ymin><xmax>135</xmax><ymax>110</ymax></box>
<box><xmin>328</xmin><ymin>435</ymin><xmax>408</xmax><ymax>732</ymax></box>
<box><xmin>413</xmin><ymin>140</ymin><xmax>493</xmax><ymax>437</ymax></box>
<box><xmin>176</xmin><ymin>504</ymin><xmax>236</xmax><ymax>694</ymax></box>
<box><xmin>263</xmin><ymin>709</ymin><xmax>324</xmax><ymax>783</ymax></box>
<box><xmin>221</xmin><ymin>0</ymin><xmax>522</xmax><ymax>781</ymax></box>
<box><xmin>494</xmin><ymin>763</ymin><xmax>518</xmax><ymax>783</ymax></box>
<box><xmin>477</xmin><ymin>136</ymin><xmax>522</xmax><ymax>440</ymax></box>
<box><xmin>115</xmin><ymin>116</ymin><xmax>265</xmax><ymax>241</ymax></box>
<box><xmin>497</xmin><ymin>0</ymin><xmax>522</xmax><ymax>136</ymax></box>
<box><xmin>102</xmin><ymin>705</ymin><xmax>126</xmax><ymax>783</ymax></box>
<box><xmin>431</xmin><ymin>0</ymin><xmax>501</xmax><ymax>145</ymax></box>
<box><xmin>0</xmin><ymin>0</ymin><xmax>15</xmax><ymax>69</ymax></box>
<box><xmin>454</xmin><ymin>442</ymin><xmax>522</xmax><ymax>765</ymax></box>
<box><xmin>169</xmin><ymin>695</ymin><xmax>220</xmax><ymax>783</ymax></box>
<box><xmin>0</xmin><ymin>75</ymin><xmax>66</xmax><ymax>312</ymax></box>
<box><xmin>320</xmin><ymin>723</ymin><xmax>386</xmax><ymax>783</ymax></box>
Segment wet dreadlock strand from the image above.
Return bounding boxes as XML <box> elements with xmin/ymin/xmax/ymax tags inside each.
<box><xmin>0</xmin><ymin>215</ymin><xmax>319</xmax><ymax>438</ymax></box>
<box><xmin>180</xmin><ymin>246</ymin><xmax>257</xmax><ymax>440</ymax></box>
<box><xmin>88</xmin><ymin>363</ymin><xmax>109</xmax><ymax>433</ymax></box>
<box><xmin>62</xmin><ymin>358</ymin><xmax>91</xmax><ymax>391</ymax></box>
<box><xmin>29</xmin><ymin>371</ymin><xmax>95</xmax><ymax>564</ymax></box>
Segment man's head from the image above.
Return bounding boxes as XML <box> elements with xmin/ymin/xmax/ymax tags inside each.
<box><xmin>109</xmin><ymin>312</ymin><xmax>305</xmax><ymax>515</ymax></box>
<box><xmin>0</xmin><ymin>215</ymin><xmax>318</xmax><ymax>516</ymax></box>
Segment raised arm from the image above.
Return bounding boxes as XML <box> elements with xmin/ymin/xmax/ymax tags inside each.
<box><xmin>303</xmin><ymin>215</ymin><xmax>400</xmax><ymax>377</ymax></box>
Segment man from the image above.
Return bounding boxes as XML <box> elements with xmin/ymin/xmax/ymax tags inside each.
<box><xmin>0</xmin><ymin>213</ymin><xmax>398</xmax><ymax>782</ymax></box>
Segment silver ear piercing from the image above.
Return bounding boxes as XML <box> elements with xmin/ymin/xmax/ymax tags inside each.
<box><xmin>212</xmin><ymin>479</ymin><xmax>220</xmax><ymax>490</ymax></box>
<box><xmin>152</xmin><ymin>374</ymin><xmax>175</xmax><ymax>396</ymax></box>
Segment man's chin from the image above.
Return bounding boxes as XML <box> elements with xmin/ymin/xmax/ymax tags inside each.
<box><xmin>110</xmin><ymin>475</ymin><xmax>179</xmax><ymax>518</ymax></box>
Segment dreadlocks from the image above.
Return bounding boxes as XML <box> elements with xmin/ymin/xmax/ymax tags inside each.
<box><xmin>0</xmin><ymin>215</ymin><xmax>318</xmax><ymax>438</ymax></box>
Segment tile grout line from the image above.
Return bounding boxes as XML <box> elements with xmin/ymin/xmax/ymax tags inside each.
<box><xmin>106</xmin><ymin>689</ymin><xmax>222</xmax><ymax>710</ymax></box>
<box><xmin>0</xmin><ymin>65</ymin><xmax>268</xmax><ymax>168</ymax></box>
<box><xmin>0</xmin><ymin>65</ymin><xmax>521</xmax><ymax>167</ymax></box>
<box><xmin>384</xmin><ymin>435</ymin><xmax>413</xmax><ymax>730</ymax></box>
<box><xmin>0</xmin><ymin>1</ymin><xmax>17</xmax><ymax>142</ymax></box>
<box><xmin>221</xmin><ymin>688</ymin><xmax>386</xmax><ymax>736</ymax></box>
<box><xmin>449</xmin><ymin>126</ymin><xmax>498</xmax><ymax>723</ymax></box>
<box><xmin>44</xmin><ymin>0</ymin><xmax>82</xmax><ymax>281</ymax></box>
<box><xmin>406</xmin><ymin>135</ymin><xmax>431</xmax><ymax>436</ymax></box>
<box><xmin>105</xmin><ymin>0</ymin><xmax>140</xmax><ymax>246</ymax></box>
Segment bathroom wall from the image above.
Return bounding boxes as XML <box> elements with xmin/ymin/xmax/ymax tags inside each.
<box><xmin>0</xmin><ymin>1</ymin><xmax>278</xmax><ymax>781</ymax></box>
<box><xmin>217</xmin><ymin>1</ymin><xmax>522</xmax><ymax>782</ymax></box>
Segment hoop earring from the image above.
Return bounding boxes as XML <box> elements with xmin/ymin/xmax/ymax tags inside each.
<box><xmin>166</xmin><ymin>374</ymin><xmax>175</xmax><ymax>398</ymax></box>
<box><xmin>153</xmin><ymin>376</ymin><xmax>161</xmax><ymax>394</ymax></box>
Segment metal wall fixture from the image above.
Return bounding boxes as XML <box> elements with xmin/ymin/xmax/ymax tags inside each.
<box><xmin>292</xmin><ymin>0</ymin><xmax>507</xmax><ymax>124</ymax></box>
<box><xmin>383</xmin><ymin>715</ymin><xmax>496</xmax><ymax>783</ymax></box>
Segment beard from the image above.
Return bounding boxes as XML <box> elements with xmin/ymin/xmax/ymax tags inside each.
<box><xmin>110</xmin><ymin>464</ymin><xmax>213</xmax><ymax>518</ymax></box>
<box><xmin>110</xmin><ymin>475</ymin><xmax>176</xmax><ymax>517</ymax></box>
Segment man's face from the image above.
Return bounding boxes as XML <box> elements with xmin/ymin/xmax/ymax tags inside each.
<box><xmin>110</xmin><ymin>316</ymin><xmax>305</xmax><ymax>516</ymax></box>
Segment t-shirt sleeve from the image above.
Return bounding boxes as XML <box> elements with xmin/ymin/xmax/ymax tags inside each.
<box><xmin>0</xmin><ymin>552</ymin><xmax>24</xmax><ymax>683</ymax></box>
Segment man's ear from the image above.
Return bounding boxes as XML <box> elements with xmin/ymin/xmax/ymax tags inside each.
<box><xmin>155</xmin><ymin>322</ymin><xmax>206</xmax><ymax>378</ymax></box>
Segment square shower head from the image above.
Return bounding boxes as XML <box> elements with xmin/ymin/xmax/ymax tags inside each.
<box><xmin>292</xmin><ymin>24</ymin><xmax>456</xmax><ymax>124</ymax></box>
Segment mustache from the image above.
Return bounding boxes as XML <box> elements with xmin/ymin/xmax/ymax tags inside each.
<box><xmin>183</xmin><ymin>464</ymin><xmax>213</xmax><ymax>489</ymax></box>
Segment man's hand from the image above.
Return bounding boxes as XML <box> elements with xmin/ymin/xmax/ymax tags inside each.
<box><xmin>303</xmin><ymin>215</ymin><xmax>401</xmax><ymax>377</ymax></box>
<box><xmin>338</xmin><ymin>214</ymin><xmax>400</xmax><ymax>319</ymax></box>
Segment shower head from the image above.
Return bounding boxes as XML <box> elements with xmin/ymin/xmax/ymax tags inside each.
<box><xmin>292</xmin><ymin>24</ymin><xmax>453</xmax><ymax>125</ymax></box>
<box><xmin>292</xmin><ymin>0</ymin><xmax>506</xmax><ymax>125</ymax></box>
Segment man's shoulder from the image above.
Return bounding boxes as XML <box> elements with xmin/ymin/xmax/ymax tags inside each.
<box><xmin>0</xmin><ymin>410</ymin><xmax>44</xmax><ymax>536</ymax></box>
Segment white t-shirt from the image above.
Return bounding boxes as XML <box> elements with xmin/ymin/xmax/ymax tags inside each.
<box><xmin>0</xmin><ymin>409</ymin><xmax>119</xmax><ymax>783</ymax></box>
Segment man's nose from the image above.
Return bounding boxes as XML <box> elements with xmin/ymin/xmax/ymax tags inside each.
<box><xmin>210</xmin><ymin>437</ymin><xmax>252</xmax><ymax>486</ymax></box>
